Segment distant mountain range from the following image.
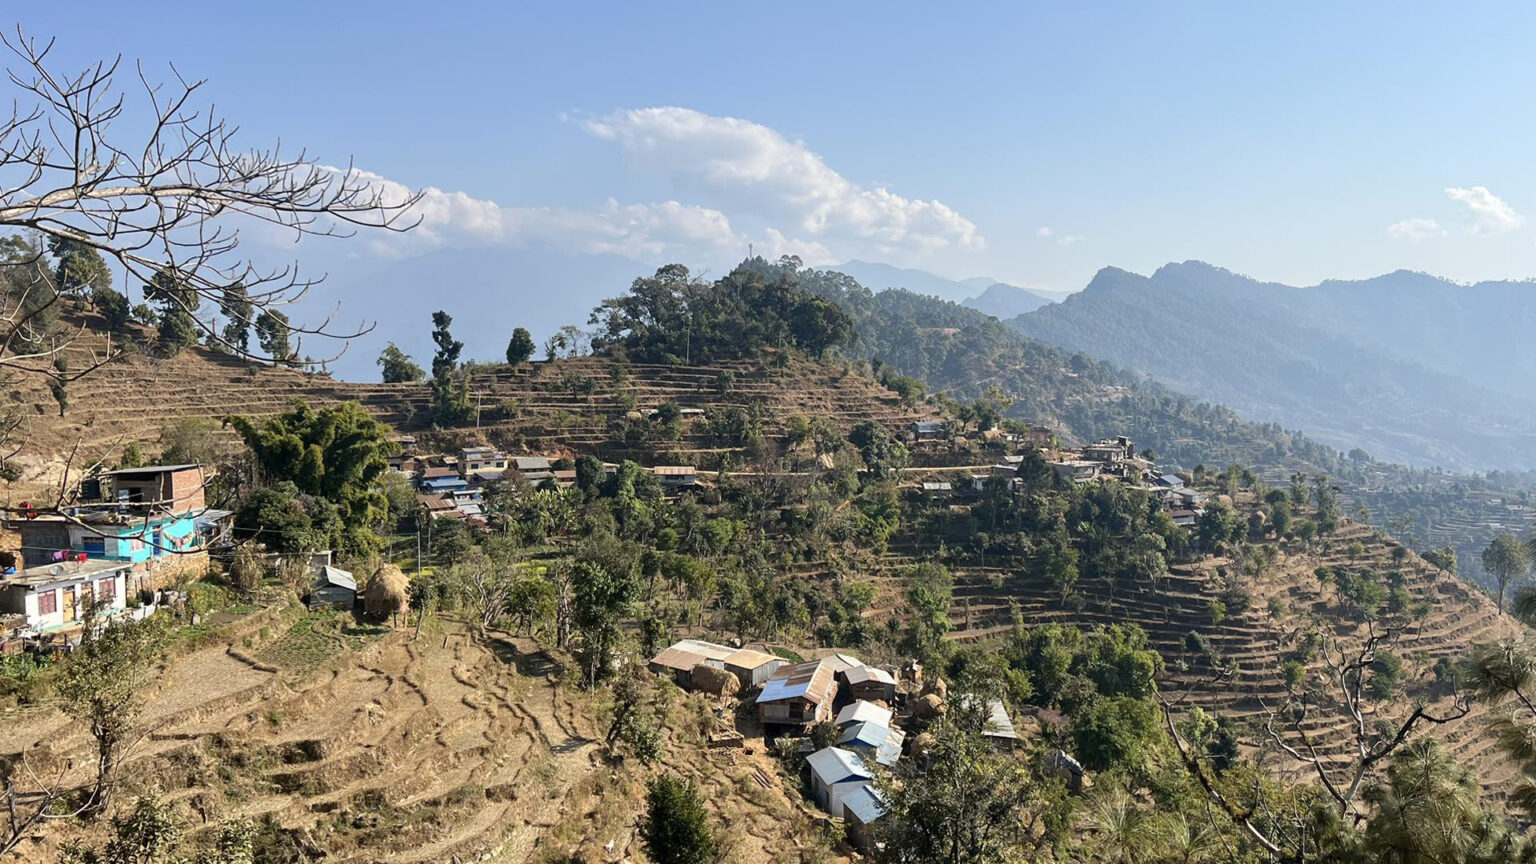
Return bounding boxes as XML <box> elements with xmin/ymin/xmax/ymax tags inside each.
<box><xmin>1007</xmin><ymin>261</ymin><xmax>1536</xmax><ymax>472</ymax></box>
<box><xmin>826</xmin><ymin>260</ymin><xmax>1060</xmax><ymax>317</ymax></box>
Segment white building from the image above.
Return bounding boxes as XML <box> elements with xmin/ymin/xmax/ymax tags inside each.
<box><xmin>0</xmin><ymin>559</ymin><xmax>133</xmax><ymax>636</ymax></box>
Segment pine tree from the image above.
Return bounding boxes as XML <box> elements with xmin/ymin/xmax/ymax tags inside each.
<box><xmin>639</xmin><ymin>776</ymin><xmax>717</xmax><ymax>864</ymax></box>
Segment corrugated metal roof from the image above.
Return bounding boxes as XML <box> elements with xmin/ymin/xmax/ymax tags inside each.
<box><xmin>650</xmin><ymin>639</ymin><xmax>734</xmax><ymax>672</ymax></box>
<box><xmin>836</xmin><ymin>701</ymin><xmax>893</xmax><ymax>727</ymax></box>
<box><xmin>960</xmin><ymin>696</ymin><xmax>1019</xmax><ymax>739</ymax></box>
<box><xmin>98</xmin><ymin>464</ymin><xmax>199</xmax><ymax>476</ymax></box>
<box><xmin>723</xmin><ymin>648</ymin><xmax>780</xmax><ymax>670</ymax></box>
<box><xmin>511</xmin><ymin>456</ymin><xmax>551</xmax><ymax>471</ymax></box>
<box><xmin>806</xmin><ymin>747</ymin><xmax>872</xmax><ymax>785</ymax></box>
<box><xmin>844</xmin><ymin>784</ymin><xmax>888</xmax><ymax>825</ymax></box>
<box><xmin>839</xmin><ymin>722</ymin><xmax>904</xmax><ymax>767</ymax></box>
<box><xmin>652</xmin><ymin>465</ymin><xmax>697</xmax><ymax>476</ymax></box>
<box><xmin>823</xmin><ymin>653</ymin><xmax>866</xmax><ymax>675</ymax></box>
<box><xmin>317</xmin><ymin>566</ymin><xmax>355</xmax><ymax>592</ymax></box>
<box><xmin>845</xmin><ymin>666</ymin><xmax>896</xmax><ymax>686</ymax></box>
<box><xmin>756</xmin><ymin>658</ymin><xmax>837</xmax><ymax>705</ymax></box>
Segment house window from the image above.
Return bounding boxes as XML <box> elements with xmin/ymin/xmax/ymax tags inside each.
<box><xmin>97</xmin><ymin>578</ymin><xmax>116</xmax><ymax>600</ymax></box>
<box><xmin>81</xmin><ymin>537</ymin><xmax>106</xmax><ymax>558</ymax></box>
<box><xmin>37</xmin><ymin>590</ymin><xmax>56</xmax><ymax>615</ymax></box>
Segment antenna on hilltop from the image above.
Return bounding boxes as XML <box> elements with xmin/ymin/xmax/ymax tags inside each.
<box><xmin>749</xmin><ymin>242</ymin><xmax>753</xmax><ymax>258</ymax></box>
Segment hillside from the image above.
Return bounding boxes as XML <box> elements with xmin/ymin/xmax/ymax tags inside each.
<box><xmin>3</xmin><ymin>323</ymin><xmax>924</xmax><ymax>497</ymax></box>
<box><xmin>1008</xmin><ymin>261</ymin><xmax>1536</xmax><ymax>473</ymax></box>
<box><xmin>0</xmin><ymin>611</ymin><xmax>846</xmax><ymax>864</ymax></box>
<box><xmin>961</xmin><ymin>281</ymin><xmax>1054</xmax><ymax>319</ymax></box>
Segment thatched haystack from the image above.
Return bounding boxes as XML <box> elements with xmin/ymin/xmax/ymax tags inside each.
<box><xmin>690</xmin><ymin>663</ymin><xmax>740</xmax><ymax>697</ymax></box>
<box><xmin>914</xmin><ymin>693</ymin><xmax>946</xmax><ymax>720</ymax></box>
<box><xmin>921</xmin><ymin>676</ymin><xmax>948</xmax><ymax>700</ymax></box>
<box><xmin>365</xmin><ymin>565</ymin><xmax>410</xmax><ymax>622</ymax></box>
<box><xmin>910</xmin><ymin>731</ymin><xmax>936</xmax><ymax>762</ymax></box>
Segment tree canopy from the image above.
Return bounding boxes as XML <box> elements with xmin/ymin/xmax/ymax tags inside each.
<box><xmin>227</xmin><ymin>401</ymin><xmax>398</xmax><ymax>553</ymax></box>
<box><xmin>588</xmin><ymin>260</ymin><xmax>855</xmax><ymax>364</ymax></box>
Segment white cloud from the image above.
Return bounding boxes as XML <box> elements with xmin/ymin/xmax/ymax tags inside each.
<box><xmin>582</xmin><ymin>107</ymin><xmax>983</xmax><ymax>257</ymax></box>
<box><xmin>1036</xmin><ymin>225</ymin><xmax>1082</xmax><ymax>245</ymax></box>
<box><xmin>310</xmin><ymin>108</ymin><xmax>979</xmax><ymax>268</ymax></box>
<box><xmin>1387</xmin><ymin>217</ymin><xmax>1444</xmax><ymax>243</ymax></box>
<box><xmin>1445</xmin><ymin>186</ymin><xmax>1523</xmax><ymax>234</ymax></box>
<box><xmin>324</xmin><ymin>166</ymin><xmax>757</xmax><ymax>262</ymax></box>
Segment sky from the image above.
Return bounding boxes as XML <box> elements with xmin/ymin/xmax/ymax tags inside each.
<box><xmin>16</xmin><ymin>2</ymin><xmax>1536</xmax><ymax>296</ymax></box>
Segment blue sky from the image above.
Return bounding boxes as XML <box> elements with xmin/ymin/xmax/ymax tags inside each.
<box><xmin>18</xmin><ymin>1</ymin><xmax>1536</xmax><ymax>293</ymax></box>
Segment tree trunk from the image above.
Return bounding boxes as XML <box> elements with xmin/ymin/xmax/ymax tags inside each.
<box><xmin>89</xmin><ymin>727</ymin><xmax>115</xmax><ymax>816</ymax></box>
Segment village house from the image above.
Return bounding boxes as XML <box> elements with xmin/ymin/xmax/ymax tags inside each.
<box><xmin>838</xmin><ymin>720</ymin><xmax>904</xmax><ymax>766</ymax></box>
<box><xmin>309</xmin><ymin>565</ymin><xmax>356</xmax><ymax>611</ymax></box>
<box><xmin>417</xmin><ymin>466</ymin><xmax>469</xmax><ymax>496</ymax></box>
<box><xmin>843</xmin><ymin>665</ymin><xmax>898</xmax><ymax>704</ymax></box>
<box><xmin>648</xmin><ymin>639</ymin><xmax>787</xmax><ymax>690</ymax></box>
<box><xmin>1020</xmin><ymin>425</ymin><xmax>1055</xmax><ymax>448</ymax></box>
<box><xmin>805</xmin><ymin>747</ymin><xmax>875</xmax><ymax>819</ymax></box>
<box><xmin>756</xmin><ymin>658</ymin><xmax>838</xmax><ymax>731</ymax></box>
<box><xmin>457</xmin><ymin>446</ymin><xmax>508</xmax><ymax>478</ymax></box>
<box><xmin>1050</xmin><ymin>460</ymin><xmax>1102</xmax><ymax>484</ymax></box>
<box><xmin>417</xmin><ymin>494</ymin><xmax>461</xmax><ymax>520</ymax></box>
<box><xmin>909</xmin><ymin>420</ymin><xmax>946</xmax><ymax>441</ymax></box>
<box><xmin>722</xmin><ymin>647</ymin><xmax>786</xmax><ymax>688</ymax></box>
<box><xmin>920</xmin><ymin>481</ymin><xmax>953</xmax><ymax>499</ymax></box>
<box><xmin>836</xmin><ymin>700</ymin><xmax>894</xmax><ymax>729</ymax></box>
<box><xmin>1083</xmin><ymin>437</ymin><xmax>1136</xmax><ymax>463</ymax></box>
<box><xmin>961</xmin><ymin>695</ymin><xmax>1020</xmax><ymax>750</ymax></box>
<box><xmin>843</xmin><ymin>784</ymin><xmax>889</xmax><ymax>853</ymax></box>
<box><xmin>652</xmin><ymin>465</ymin><xmax>700</xmax><ymax>492</ymax></box>
<box><xmin>509</xmin><ymin>456</ymin><xmax>553</xmax><ymax>484</ymax></box>
<box><xmin>7</xmin><ymin>465</ymin><xmax>213</xmax><ymax>594</ymax></box>
<box><xmin>0</xmin><ymin>559</ymin><xmax>134</xmax><ymax>638</ymax></box>
<box><xmin>648</xmin><ymin>639</ymin><xmax>735</xmax><ymax>689</ymax></box>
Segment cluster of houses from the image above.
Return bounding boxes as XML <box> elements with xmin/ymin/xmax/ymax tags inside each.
<box><xmin>0</xmin><ymin>464</ymin><xmax>232</xmax><ymax>647</ymax></box>
<box><xmin>649</xmin><ymin>638</ymin><xmax>1030</xmax><ymax>853</ymax></box>
<box><xmin>396</xmin><ymin>440</ymin><xmax>702</xmax><ymax>526</ymax></box>
<box><xmin>917</xmin><ymin>434</ymin><xmax>1207</xmax><ymax>527</ymax></box>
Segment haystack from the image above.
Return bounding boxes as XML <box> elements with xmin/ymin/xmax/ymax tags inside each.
<box><xmin>921</xmin><ymin>676</ymin><xmax>949</xmax><ymax>700</ymax></box>
<box><xmin>690</xmin><ymin>663</ymin><xmax>740</xmax><ymax>698</ymax></box>
<box><xmin>365</xmin><ymin>564</ymin><xmax>411</xmax><ymax>623</ymax></box>
<box><xmin>914</xmin><ymin>693</ymin><xmax>946</xmax><ymax>720</ymax></box>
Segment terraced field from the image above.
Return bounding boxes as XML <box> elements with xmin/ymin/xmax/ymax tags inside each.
<box><xmin>8</xmin><ymin>327</ymin><xmax>923</xmax><ymax>497</ymax></box>
<box><xmin>1</xmin><ymin>608</ymin><xmax>846</xmax><ymax>864</ymax></box>
<box><xmin>854</xmin><ymin>515</ymin><xmax>1524</xmax><ymax>803</ymax></box>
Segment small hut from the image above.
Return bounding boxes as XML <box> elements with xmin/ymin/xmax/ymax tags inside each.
<box><xmin>309</xmin><ymin>566</ymin><xmax>356</xmax><ymax>611</ymax></box>
<box><xmin>364</xmin><ymin>565</ymin><xmax>410</xmax><ymax>624</ymax></box>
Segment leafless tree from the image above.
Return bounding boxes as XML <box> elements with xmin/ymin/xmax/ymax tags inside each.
<box><xmin>0</xmin><ymin>28</ymin><xmax>419</xmax><ymax>383</ymax></box>
<box><xmin>1160</xmin><ymin>619</ymin><xmax>1470</xmax><ymax>861</ymax></box>
<box><xmin>0</xmin><ymin>749</ymin><xmax>96</xmax><ymax>857</ymax></box>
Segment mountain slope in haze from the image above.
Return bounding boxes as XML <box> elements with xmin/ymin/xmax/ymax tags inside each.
<box><xmin>1302</xmin><ymin>270</ymin><xmax>1536</xmax><ymax>403</ymax></box>
<box><xmin>828</xmin><ymin>259</ymin><xmax>1058</xmax><ymax>309</ymax></box>
<box><xmin>963</xmin><ymin>281</ymin><xmax>1053</xmax><ymax>318</ymax></box>
<box><xmin>1007</xmin><ymin>261</ymin><xmax>1536</xmax><ymax>472</ymax></box>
